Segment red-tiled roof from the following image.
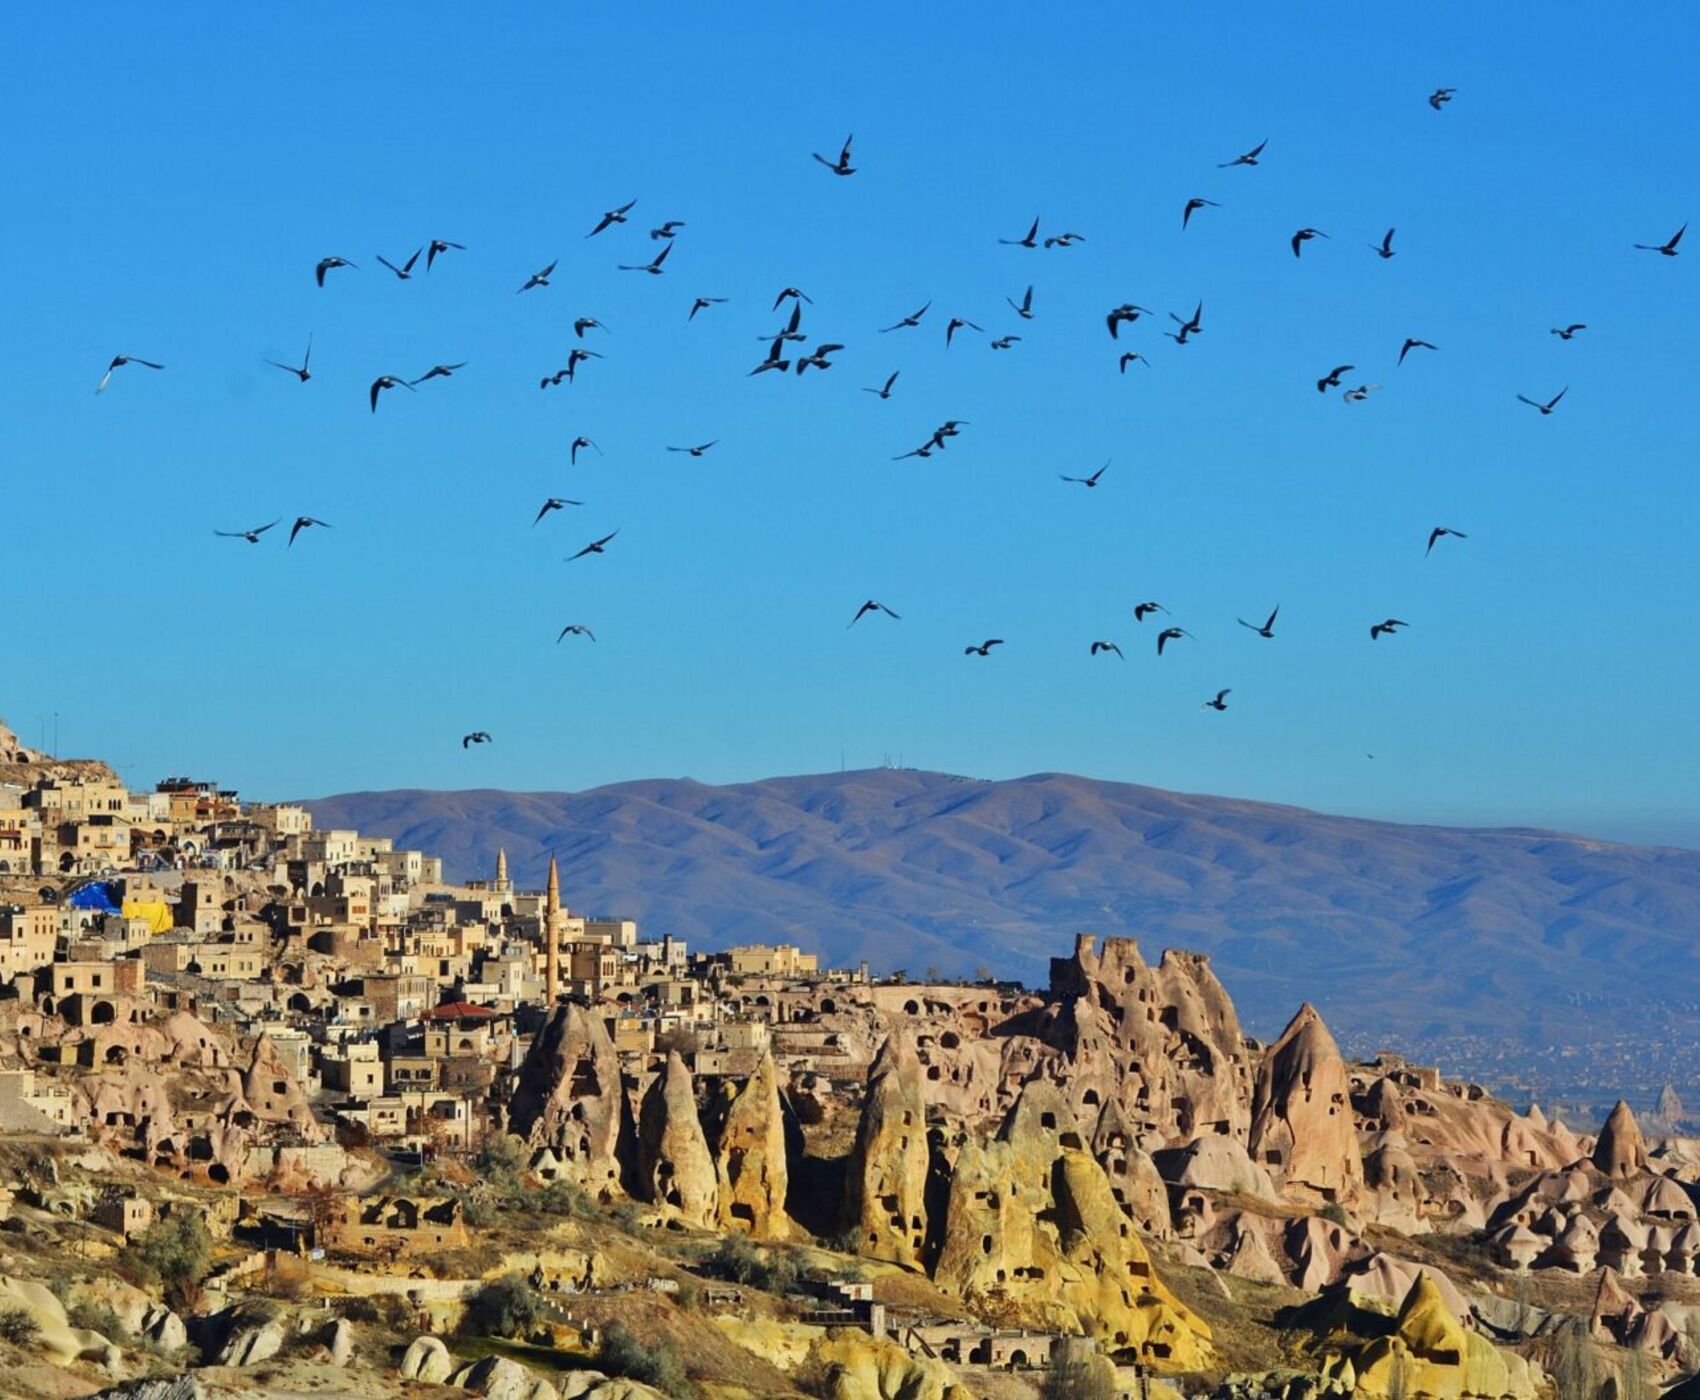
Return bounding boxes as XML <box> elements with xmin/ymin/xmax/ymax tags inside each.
<box><xmin>421</xmin><ymin>1002</ymin><xmax>500</xmax><ymax>1020</ymax></box>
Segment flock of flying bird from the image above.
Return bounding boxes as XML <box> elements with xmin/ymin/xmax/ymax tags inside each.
<box><xmin>91</xmin><ymin>96</ymin><xmax>1689</xmax><ymax>742</ymax></box>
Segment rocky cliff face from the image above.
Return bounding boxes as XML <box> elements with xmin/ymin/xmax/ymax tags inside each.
<box><xmin>842</xmin><ymin>1033</ymin><xmax>931</xmax><ymax>1269</ymax></box>
<box><xmin>507</xmin><ymin>1003</ymin><xmax>630</xmax><ymax>1199</ymax></box>
<box><xmin>711</xmin><ymin>1048</ymin><xmax>791</xmax><ymax>1239</ymax></box>
<box><xmin>1248</xmin><ymin>1003</ymin><xmax>1363</xmax><ymax>1204</ymax></box>
<box><xmin>635</xmin><ymin>1050</ymin><xmax>718</xmax><ymax>1227</ymax></box>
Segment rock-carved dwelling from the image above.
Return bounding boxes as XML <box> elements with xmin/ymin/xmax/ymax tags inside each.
<box><xmin>324</xmin><ymin>1194</ymin><xmax>469</xmax><ymax>1254</ymax></box>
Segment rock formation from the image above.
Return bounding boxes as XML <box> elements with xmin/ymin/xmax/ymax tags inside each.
<box><xmin>1350</xmin><ymin>1273</ymin><xmax>1542</xmax><ymax>1400</ymax></box>
<box><xmin>1593</xmin><ymin>1100</ymin><xmax>1649</xmax><ymax>1179</ymax></box>
<box><xmin>507</xmin><ymin>1003</ymin><xmax>630</xmax><ymax>1200</ymax></box>
<box><xmin>842</xmin><ymin>1033</ymin><xmax>930</xmax><ymax>1268</ymax></box>
<box><xmin>634</xmin><ymin>1050</ymin><xmax>717</xmax><ymax>1227</ymax></box>
<box><xmin>1248</xmin><ymin>1003</ymin><xmax>1363</xmax><ymax>1205</ymax></box>
<box><xmin>932</xmin><ymin>1081</ymin><xmax>1213</xmax><ymax>1369</ymax></box>
<box><xmin>711</xmin><ymin>1048</ymin><xmax>790</xmax><ymax>1239</ymax></box>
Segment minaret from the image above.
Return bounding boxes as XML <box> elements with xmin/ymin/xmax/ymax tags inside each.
<box><xmin>494</xmin><ymin>847</ymin><xmax>510</xmax><ymax>894</ymax></box>
<box><xmin>544</xmin><ymin>855</ymin><xmax>561</xmax><ymax>1006</ymax></box>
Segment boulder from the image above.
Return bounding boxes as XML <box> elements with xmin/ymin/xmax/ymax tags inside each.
<box><xmin>1225</xmin><ymin>1222</ymin><xmax>1287</xmax><ymax>1285</ymax></box>
<box><xmin>451</xmin><ymin>1354</ymin><xmax>550</xmax><ymax>1399</ymax></box>
<box><xmin>634</xmin><ymin>1050</ymin><xmax>717</xmax><ymax>1227</ymax></box>
<box><xmin>0</xmin><ymin>1274</ymin><xmax>122</xmax><ymax>1370</ymax></box>
<box><xmin>1249</xmin><ymin>1004</ymin><xmax>1363</xmax><ymax>1205</ymax></box>
<box><xmin>811</xmin><ymin>1329</ymin><xmax>973</xmax><ymax>1400</ymax></box>
<box><xmin>712</xmin><ymin>1048</ymin><xmax>791</xmax><ymax>1239</ymax></box>
<box><xmin>842</xmin><ymin>1033</ymin><xmax>930</xmax><ymax>1268</ymax></box>
<box><xmin>326</xmin><ymin>1316</ymin><xmax>354</xmax><ymax>1366</ymax></box>
<box><xmin>401</xmin><ymin>1334</ymin><xmax>455</xmax><ymax>1383</ymax></box>
<box><xmin>217</xmin><ymin>1316</ymin><xmax>285</xmax><ymax>1367</ymax></box>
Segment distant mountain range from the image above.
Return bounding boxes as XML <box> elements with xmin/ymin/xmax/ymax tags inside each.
<box><xmin>307</xmin><ymin>768</ymin><xmax>1700</xmax><ymax>1065</ymax></box>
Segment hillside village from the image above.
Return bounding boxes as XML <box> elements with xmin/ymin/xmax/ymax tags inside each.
<box><xmin>6</xmin><ymin>714</ymin><xmax>1700</xmax><ymax>1400</ymax></box>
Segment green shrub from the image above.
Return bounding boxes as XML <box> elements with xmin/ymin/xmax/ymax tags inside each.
<box><xmin>65</xmin><ymin>1300</ymin><xmax>129</xmax><ymax>1343</ymax></box>
<box><xmin>598</xmin><ymin>1323</ymin><xmax>692</xmax><ymax>1396</ymax></box>
<box><xmin>0</xmin><ymin>1307</ymin><xmax>40</xmax><ymax>1348</ymax></box>
<box><xmin>459</xmin><ymin>1274</ymin><xmax>542</xmax><ymax>1339</ymax></box>
<box><xmin>474</xmin><ymin>1134</ymin><xmax>528</xmax><ymax>1192</ymax></box>
<box><xmin>121</xmin><ymin>1212</ymin><xmax>212</xmax><ymax>1309</ymax></box>
<box><xmin>706</xmin><ymin>1236</ymin><xmax>801</xmax><ymax>1294</ymax></box>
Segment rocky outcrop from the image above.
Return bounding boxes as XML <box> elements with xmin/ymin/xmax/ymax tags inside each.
<box><xmin>508</xmin><ymin>1003</ymin><xmax>630</xmax><ymax>1200</ymax></box>
<box><xmin>932</xmin><ymin>1081</ymin><xmax>1213</xmax><ymax>1369</ymax></box>
<box><xmin>635</xmin><ymin>1050</ymin><xmax>717</xmax><ymax>1227</ymax></box>
<box><xmin>1351</xmin><ymin>1273</ymin><xmax>1542</xmax><ymax>1400</ymax></box>
<box><xmin>1249</xmin><ymin>1004</ymin><xmax>1362</xmax><ymax>1205</ymax></box>
<box><xmin>842</xmin><ymin>1034</ymin><xmax>930</xmax><ymax>1268</ymax></box>
<box><xmin>1593</xmin><ymin>1100</ymin><xmax>1649</xmax><ymax>1179</ymax></box>
<box><xmin>237</xmin><ymin>1032</ymin><xmax>322</xmax><ymax>1138</ymax></box>
<box><xmin>0</xmin><ymin>1275</ymin><xmax>121</xmax><ymax>1370</ymax></box>
<box><xmin>812</xmin><ymin>1330</ymin><xmax>973</xmax><ymax>1400</ymax></box>
<box><xmin>401</xmin><ymin>1334</ymin><xmax>455</xmax><ymax>1383</ymax></box>
<box><xmin>712</xmin><ymin>1048</ymin><xmax>790</xmax><ymax>1239</ymax></box>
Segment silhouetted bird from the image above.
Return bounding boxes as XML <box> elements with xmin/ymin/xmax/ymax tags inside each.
<box><xmin>288</xmin><ymin>516</ymin><xmax>331</xmax><ymax>547</ymax></box>
<box><xmin>650</xmin><ymin>221</ymin><xmax>685</xmax><ymax>240</ymax></box>
<box><xmin>796</xmin><ymin>343</ymin><xmax>844</xmax><ymax>374</ymax></box>
<box><xmin>1370</xmin><ymin>618</ymin><xmax>1408</xmax><ymax>640</ymax></box>
<box><xmin>618</xmin><ymin>242</ymin><xmax>672</xmax><ymax>275</ymax></box>
<box><xmin>1238</xmin><ymin>606</ymin><xmax>1279</xmax><ymax>639</ymax></box>
<box><xmin>533</xmin><ymin>498</ymin><xmax>583</xmax><ymax>526</ymax></box>
<box><xmin>1551</xmin><ymin>323</ymin><xmax>1587</xmax><ymax>340</ymax></box>
<box><xmin>410</xmin><ymin>362</ymin><xmax>466</xmax><ymax>385</ymax></box>
<box><xmin>1107</xmin><ymin>304</ymin><xmax>1151</xmax><ymax>338</ymax></box>
<box><xmin>1219</xmin><ymin>139</ymin><xmax>1267</xmax><ymax>168</ymax></box>
<box><xmin>1635</xmin><ymin>224</ymin><xmax>1686</xmax><ymax>256</ymax></box>
<box><xmin>1204</xmin><ymin>689</ymin><xmax>1231</xmax><ymax>711</ymax></box>
<box><xmin>1342</xmin><ymin>384</ymin><xmax>1382</xmax><ymax>403</ymax></box>
<box><xmin>1133</xmin><ymin>602</ymin><xmax>1165</xmax><ymax>622</ymax></box>
<box><xmin>1317</xmin><ymin>364</ymin><xmax>1354</xmax><ymax>393</ymax></box>
<box><xmin>667</xmin><ymin>441</ymin><xmax>719</xmax><ymax>457</ymax></box>
<box><xmin>863</xmin><ymin>371</ymin><xmax>899</xmax><ymax>399</ymax></box>
<box><xmin>570</xmin><ymin>436</ymin><xmax>599</xmax><ymax>466</ymax></box>
<box><xmin>586</xmin><ymin>199</ymin><xmax>637</xmax><ymax>237</ymax></box>
<box><xmin>1183</xmin><ymin>197</ymin><xmax>1220</xmax><ymax>230</ymax></box>
<box><xmin>1398</xmin><ymin>338</ymin><xmax>1438</xmax><ymax>365</ymax></box>
<box><xmin>315</xmin><ymin>256</ymin><xmax>356</xmax><ymax>286</ymax></box>
<box><xmin>461</xmin><ymin>732</ymin><xmax>493</xmax><ymax>749</ymax></box>
<box><xmin>369</xmin><ymin>375</ymin><xmax>414</xmax><ymax>412</ymax></box>
<box><xmin>1291</xmin><ymin>228</ymin><xmax>1328</xmax><ymax>257</ymax></box>
<box><xmin>375</xmin><ymin>248</ymin><xmax>422</xmax><ymax>280</ymax></box>
<box><xmin>265</xmin><ymin>336</ymin><xmax>312</xmax><ymax>383</ymax></box>
<box><xmin>1426</xmin><ymin>525</ymin><xmax>1467</xmax><ymax>556</ymax></box>
<box><xmin>1060</xmin><ymin>463</ymin><xmax>1107</xmax><ymax>488</ymax></box>
<box><xmin>772</xmin><ymin>287</ymin><xmax>813</xmax><ymax>309</ymax></box>
<box><xmin>880</xmin><ymin>302</ymin><xmax>930</xmax><ymax>332</ymax></box>
<box><xmin>849</xmin><ymin>600</ymin><xmax>899</xmax><ymax>626</ymax></box>
<box><xmin>688</xmin><ymin>297</ymin><xmax>728</xmax><ymax>320</ymax></box>
<box><xmin>215</xmin><ymin>519</ymin><xmax>280</xmax><ymax>544</ymax></box>
<box><xmin>426</xmin><ymin>239</ymin><xmax>464</xmax><ymax>271</ymax></box>
<box><xmin>1090</xmin><ymin>641</ymin><xmax>1124</xmax><ymax>659</ymax></box>
<box><xmin>999</xmin><ymin>217</ymin><xmax>1041</xmax><ymax>248</ymax></box>
<box><xmin>1372</xmin><ymin>229</ymin><xmax>1397</xmax><ymax>259</ymax></box>
<box><xmin>556</xmin><ymin>625</ymin><xmax>596</xmax><ymax>643</ymax></box>
<box><xmin>964</xmin><ymin>639</ymin><xmax>1004</xmax><ymax>657</ymax></box>
<box><xmin>1043</xmin><ymin>232</ymin><xmax>1083</xmax><ymax>248</ymax></box>
<box><xmin>1167</xmin><ymin>302</ymin><xmax>1204</xmax><ymax>344</ymax></box>
<box><xmin>1119</xmin><ymin>353</ymin><xmax>1149</xmax><ymax>373</ymax></box>
<box><xmin>1008</xmin><ymin>285</ymin><xmax>1034</xmax><ymax>319</ymax></box>
<box><xmin>517</xmin><ymin>260</ymin><xmax>557</xmax><ymax>293</ymax></box>
<box><xmin>566</xmin><ymin>530</ymin><xmax>619</xmax><ymax>561</ymax></box>
<box><xmin>1429</xmin><ymin>87</ymin><xmax>1456</xmax><ymax>110</ymax></box>
<box><xmin>813</xmin><ymin>134</ymin><xmax>855</xmax><ymax>176</ymax></box>
<box><xmin>96</xmin><ymin>355</ymin><xmax>164</xmax><ymax>394</ymax></box>
<box><xmin>1156</xmin><ymin>627</ymin><xmax>1191</xmax><ymax>655</ymax></box>
<box><xmin>574</xmin><ymin>318</ymin><xmax>609</xmax><ymax>338</ymax></box>
<box><xmin>1516</xmin><ymin>386</ymin><xmax>1568</xmax><ymax>415</ymax></box>
<box><xmin>945</xmin><ymin>317</ymin><xmax>982</xmax><ymax>347</ymax></box>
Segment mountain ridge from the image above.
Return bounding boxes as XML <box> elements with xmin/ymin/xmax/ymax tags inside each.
<box><xmin>305</xmin><ymin>767</ymin><xmax>1700</xmax><ymax>1065</ymax></box>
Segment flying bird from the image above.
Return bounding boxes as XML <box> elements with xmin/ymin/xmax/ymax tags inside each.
<box><xmin>1060</xmin><ymin>462</ymin><xmax>1108</xmax><ymax>488</ymax></box>
<box><xmin>863</xmin><ymin>371</ymin><xmax>899</xmax><ymax>399</ymax></box>
<box><xmin>1317</xmin><ymin>364</ymin><xmax>1354</xmax><ymax>393</ymax></box>
<box><xmin>288</xmin><ymin>516</ymin><xmax>331</xmax><ymax>547</ymax></box>
<box><xmin>1238</xmin><ymin>606</ymin><xmax>1279</xmax><ymax>639</ymax></box>
<box><xmin>880</xmin><ymin>302</ymin><xmax>931</xmax><ymax>332</ymax></box>
<box><xmin>96</xmin><ymin>355</ymin><xmax>164</xmax><ymax>394</ymax></box>
<box><xmin>1156</xmin><ymin>627</ymin><xmax>1191</xmax><ymax>656</ymax></box>
<box><xmin>1426</xmin><ymin>525</ymin><xmax>1467</xmax><ymax>556</ymax></box>
<box><xmin>1089</xmin><ymin>641</ymin><xmax>1124</xmax><ymax>659</ymax></box>
<box><xmin>1007</xmin><ymin>286</ymin><xmax>1034</xmax><ymax>319</ymax></box>
<box><xmin>1119</xmin><ymin>353</ymin><xmax>1149</xmax><ymax>373</ymax></box>
<box><xmin>567</xmin><ymin>530</ymin><xmax>619</xmax><ymax>561</ymax></box>
<box><xmin>1106</xmin><ymin>304</ymin><xmax>1152</xmax><ymax>338</ymax></box>
<box><xmin>929</xmin><ymin>420</ymin><xmax>968</xmax><ymax>451</ymax></box>
<box><xmin>749</xmin><ymin>338</ymin><xmax>790</xmax><ymax>376</ymax></box>
<box><xmin>1550</xmin><ymin>323</ymin><xmax>1587</xmax><ymax>340</ymax></box>
<box><xmin>1043</xmin><ymin>232</ymin><xmax>1084</xmax><ymax>249</ymax></box>
<box><xmin>1219</xmin><ymin>139</ymin><xmax>1268</xmax><ymax>168</ymax></box>
<box><xmin>1398</xmin><ymin>338</ymin><xmax>1438</xmax><ymax>365</ymax></box>
<box><xmin>561</xmin><ymin>348</ymin><xmax>603</xmax><ymax>381</ymax></box>
<box><xmin>772</xmin><ymin>287</ymin><xmax>813</xmax><ymax>309</ymax></box>
<box><xmin>618</xmin><ymin>242</ymin><xmax>672</xmax><ymax>275</ymax></box>
<box><xmin>688</xmin><ymin>297</ymin><xmax>728</xmax><ymax>321</ymax></box>
<box><xmin>1203</xmin><ymin>689</ymin><xmax>1231</xmax><ymax>712</ymax></box>
<box><xmin>265</xmin><ymin>335</ymin><xmax>313</xmax><ymax>383</ymax></box>
<box><xmin>999</xmin><ymin>217</ymin><xmax>1041</xmax><ymax>248</ymax></box>
<box><xmin>517</xmin><ymin>260</ymin><xmax>557</xmax><ymax>293</ymax></box>
<box><xmin>586</xmin><ymin>199</ymin><xmax>637</xmax><ymax>238</ymax></box>
<box><xmin>990</xmin><ymin>335</ymin><xmax>1020</xmax><ymax>350</ymax></box>
<box><xmin>461</xmin><ymin>732</ymin><xmax>493</xmax><ymax>749</ymax></box>
<box><xmin>849</xmin><ymin>600</ymin><xmax>900</xmax><ymax>627</ymax></box>
<box><xmin>945</xmin><ymin>317</ymin><xmax>982</xmax><ymax>347</ymax></box>
<box><xmin>533</xmin><ymin>497</ymin><xmax>583</xmax><ymax>525</ymax></box>
<box><xmin>1182</xmin><ymin>197</ymin><xmax>1220</xmax><ymax>230</ymax></box>
<box><xmin>375</xmin><ymin>248</ymin><xmax>423</xmax><ymax>280</ymax></box>
<box><xmin>570</xmin><ymin>436</ymin><xmax>600</xmax><ymax>466</ymax></box>
<box><xmin>556</xmin><ymin>625</ymin><xmax>596</xmax><ymax>643</ymax></box>
<box><xmin>574</xmin><ymin>317</ymin><xmax>609</xmax><ymax>338</ymax></box>
<box><xmin>667</xmin><ymin>441</ymin><xmax>719</xmax><ymax>457</ymax></box>
<box><xmin>425</xmin><ymin>239</ymin><xmax>465</xmax><ymax>271</ymax></box>
<box><xmin>1167</xmin><ymin>302</ymin><xmax>1204</xmax><ymax>344</ymax></box>
<box><xmin>1516</xmin><ymin>386</ymin><xmax>1568</xmax><ymax>415</ymax></box>
<box><xmin>1370</xmin><ymin>618</ymin><xmax>1409</xmax><ymax>640</ymax></box>
<box><xmin>1291</xmin><ymin>228</ymin><xmax>1328</xmax><ymax>257</ymax></box>
<box><xmin>214</xmin><ymin>519</ymin><xmax>280</xmax><ymax>544</ymax></box>
<box><xmin>650</xmin><ymin>221</ymin><xmax>685</xmax><ymax>240</ymax></box>
<box><xmin>1372</xmin><ymin>229</ymin><xmax>1397</xmax><ymax>259</ymax></box>
<box><xmin>1429</xmin><ymin>87</ymin><xmax>1456</xmax><ymax>111</ymax></box>
<box><xmin>1133</xmin><ymin>602</ymin><xmax>1165</xmax><ymax>622</ymax></box>
<box><xmin>796</xmin><ymin>343</ymin><xmax>844</xmax><ymax>374</ymax></box>
<box><xmin>1635</xmin><ymin>224</ymin><xmax>1685</xmax><ymax>256</ymax></box>
<box><xmin>315</xmin><ymin>256</ymin><xmax>356</xmax><ymax>287</ymax></box>
<box><xmin>813</xmin><ymin>134</ymin><xmax>855</xmax><ymax>176</ymax></box>
<box><xmin>763</xmin><ymin>301</ymin><xmax>806</xmax><ymax>344</ymax></box>
<box><xmin>1342</xmin><ymin>384</ymin><xmax>1382</xmax><ymax>403</ymax></box>
<box><xmin>410</xmin><ymin>362</ymin><xmax>466</xmax><ymax>385</ymax></box>
<box><xmin>369</xmin><ymin>375</ymin><xmax>415</xmax><ymax>411</ymax></box>
<box><xmin>964</xmin><ymin>639</ymin><xmax>1004</xmax><ymax>657</ymax></box>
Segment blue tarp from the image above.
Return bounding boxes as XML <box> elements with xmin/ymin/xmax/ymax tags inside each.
<box><xmin>67</xmin><ymin>882</ymin><xmax>120</xmax><ymax>913</ymax></box>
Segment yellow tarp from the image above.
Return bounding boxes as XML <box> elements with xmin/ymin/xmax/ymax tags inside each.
<box><xmin>121</xmin><ymin>900</ymin><xmax>172</xmax><ymax>934</ymax></box>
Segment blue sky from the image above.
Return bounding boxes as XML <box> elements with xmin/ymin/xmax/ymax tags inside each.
<box><xmin>4</xmin><ymin>6</ymin><xmax>1697</xmax><ymax>846</ymax></box>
